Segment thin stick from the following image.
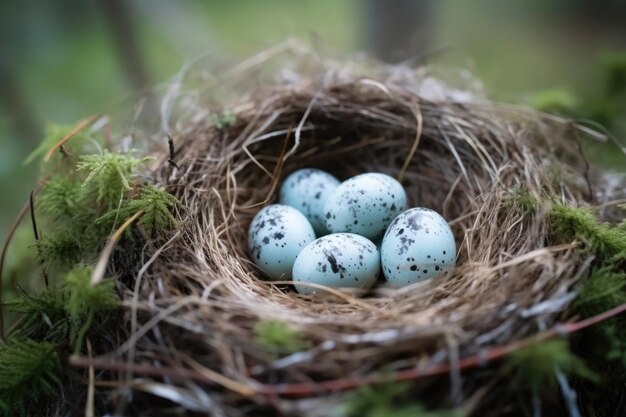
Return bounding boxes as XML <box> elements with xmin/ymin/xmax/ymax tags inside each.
<box><xmin>69</xmin><ymin>301</ymin><xmax>626</xmax><ymax>398</ymax></box>
<box><xmin>244</xmin><ymin>126</ymin><xmax>291</xmax><ymax>209</ymax></box>
<box><xmin>0</xmin><ymin>186</ymin><xmax>46</xmax><ymax>340</ymax></box>
<box><xmin>573</xmin><ymin>131</ymin><xmax>593</xmax><ymax>202</ymax></box>
<box><xmin>180</xmin><ymin>352</ymin><xmax>257</xmax><ymax>396</ymax></box>
<box><xmin>91</xmin><ymin>210</ymin><xmax>144</xmax><ymax>286</ymax></box>
<box><xmin>85</xmin><ymin>338</ymin><xmax>95</xmax><ymax>417</ymax></box>
<box><xmin>167</xmin><ymin>134</ymin><xmax>180</xmax><ymax>170</ymax></box>
<box><xmin>30</xmin><ymin>190</ymin><xmax>48</xmax><ymax>288</ymax></box>
<box><xmin>398</xmin><ymin>98</ymin><xmax>423</xmax><ymax>183</ymax></box>
<box><xmin>44</xmin><ymin>114</ymin><xmax>100</xmax><ymax>161</ymax></box>
<box><xmin>69</xmin><ymin>355</ymin><xmax>258</xmax><ymax>397</ymax></box>
<box><xmin>29</xmin><ymin>191</ymin><xmax>39</xmax><ymax>241</ymax></box>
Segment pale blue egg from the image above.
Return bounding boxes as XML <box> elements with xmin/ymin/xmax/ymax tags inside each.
<box><xmin>381</xmin><ymin>208</ymin><xmax>456</xmax><ymax>287</ymax></box>
<box><xmin>323</xmin><ymin>173</ymin><xmax>407</xmax><ymax>240</ymax></box>
<box><xmin>292</xmin><ymin>233</ymin><xmax>380</xmax><ymax>295</ymax></box>
<box><xmin>248</xmin><ymin>204</ymin><xmax>315</xmax><ymax>280</ymax></box>
<box><xmin>279</xmin><ymin>168</ymin><xmax>340</xmax><ymax>235</ymax></box>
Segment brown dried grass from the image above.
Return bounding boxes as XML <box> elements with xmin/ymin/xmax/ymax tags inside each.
<box><xmin>88</xmin><ymin>49</ymin><xmax>617</xmax><ymax>414</ymax></box>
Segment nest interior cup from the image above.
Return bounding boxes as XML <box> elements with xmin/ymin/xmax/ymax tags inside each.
<box><xmin>152</xmin><ymin>68</ymin><xmax>595</xmax><ymax>388</ymax></box>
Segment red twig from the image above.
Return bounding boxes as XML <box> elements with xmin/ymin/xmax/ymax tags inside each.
<box><xmin>69</xmin><ymin>300</ymin><xmax>626</xmax><ymax>398</ymax></box>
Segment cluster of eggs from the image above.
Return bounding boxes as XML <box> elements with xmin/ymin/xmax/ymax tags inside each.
<box><xmin>248</xmin><ymin>168</ymin><xmax>456</xmax><ymax>295</ymax></box>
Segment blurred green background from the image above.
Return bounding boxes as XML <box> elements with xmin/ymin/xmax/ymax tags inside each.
<box><xmin>2</xmin><ymin>0</ymin><xmax>626</xmax><ymax>242</ymax></box>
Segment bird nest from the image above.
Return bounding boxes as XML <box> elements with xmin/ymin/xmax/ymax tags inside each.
<box><xmin>67</xmin><ymin>52</ymin><xmax>624</xmax><ymax>416</ymax></box>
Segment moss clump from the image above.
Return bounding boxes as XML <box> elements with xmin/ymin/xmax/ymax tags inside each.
<box><xmin>573</xmin><ymin>267</ymin><xmax>626</xmax><ymax>367</ymax></box>
<box><xmin>97</xmin><ymin>184</ymin><xmax>180</xmax><ymax>234</ymax></box>
<box><xmin>528</xmin><ymin>88</ymin><xmax>579</xmax><ymax>117</ymax></box>
<box><xmin>77</xmin><ymin>150</ymin><xmax>153</xmax><ymax>207</ymax></box>
<box><xmin>340</xmin><ymin>382</ymin><xmax>462</xmax><ymax>417</ymax></box>
<box><xmin>37</xmin><ymin>175</ymin><xmax>84</xmax><ymax>222</ymax></box>
<box><xmin>4</xmin><ymin>266</ymin><xmax>118</xmax><ymax>353</ymax></box>
<box><xmin>574</xmin><ymin>267</ymin><xmax>626</xmax><ymax>318</ymax></box>
<box><xmin>63</xmin><ymin>267</ymin><xmax>118</xmax><ymax>353</ymax></box>
<box><xmin>211</xmin><ymin>111</ymin><xmax>237</xmax><ymax>129</ymax></box>
<box><xmin>548</xmin><ymin>206</ymin><xmax>626</xmax><ymax>369</ymax></box>
<box><xmin>0</xmin><ymin>339</ymin><xmax>61</xmax><ymax>416</ymax></box>
<box><xmin>506</xmin><ymin>339</ymin><xmax>598</xmax><ymax>391</ymax></box>
<box><xmin>503</xmin><ymin>186</ymin><xmax>539</xmax><ymax>215</ymax></box>
<box><xmin>547</xmin><ymin>204</ymin><xmax>626</xmax><ymax>261</ymax></box>
<box><xmin>35</xmin><ymin>232</ymin><xmax>82</xmax><ymax>271</ymax></box>
<box><xmin>253</xmin><ymin>320</ymin><xmax>307</xmax><ymax>355</ymax></box>
<box><xmin>1</xmin><ymin>115</ymin><xmax>181</xmax><ymax>415</ymax></box>
<box><xmin>3</xmin><ymin>289</ymin><xmax>68</xmax><ymax>342</ymax></box>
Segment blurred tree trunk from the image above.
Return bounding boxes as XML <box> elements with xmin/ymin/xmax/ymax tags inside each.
<box><xmin>101</xmin><ymin>0</ymin><xmax>159</xmax><ymax>127</ymax></box>
<box><xmin>365</xmin><ymin>0</ymin><xmax>434</xmax><ymax>63</ymax></box>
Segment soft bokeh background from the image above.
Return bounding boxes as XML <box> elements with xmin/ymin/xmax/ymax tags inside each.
<box><xmin>2</xmin><ymin>0</ymin><xmax>626</xmax><ymax>240</ymax></box>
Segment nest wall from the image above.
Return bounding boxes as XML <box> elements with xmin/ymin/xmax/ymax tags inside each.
<box><xmin>134</xmin><ymin>71</ymin><xmax>600</xmax><ymax>397</ymax></box>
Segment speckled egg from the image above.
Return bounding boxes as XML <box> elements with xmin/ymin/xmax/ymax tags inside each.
<box><xmin>381</xmin><ymin>207</ymin><xmax>456</xmax><ymax>287</ymax></box>
<box><xmin>248</xmin><ymin>204</ymin><xmax>316</xmax><ymax>280</ymax></box>
<box><xmin>292</xmin><ymin>233</ymin><xmax>379</xmax><ymax>295</ymax></box>
<box><xmin>279</xmin><ymin>168</ymin><xmax>340</xmax><ymax>235</ymax></box>
<box><xmin>323</xmin><ymin>173</ymin><xmax>407</xmax><ymax>240</ymax></box>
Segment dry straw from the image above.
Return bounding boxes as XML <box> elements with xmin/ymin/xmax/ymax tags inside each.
<box><xmin>70</xmin><ymin>45</ymin><xmax>621</xmax><ymax>415</ymax></box>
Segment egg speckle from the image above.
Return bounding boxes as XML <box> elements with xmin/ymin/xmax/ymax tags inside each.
<box><xmin>381</xmin><ymin>208</ymin><xmax>456</xmax><ymax>287</ymax></box>
<box><xmin>279</xmin><ymin>168</ymin><xmax>340</xmax><ymax>235</ymax></box>
<box><xmin>248</xmin><ymin>204</ymin><xmax>315</xmax><ymax>280</ymax></box>
<box><xmin>323</xmin><ymin>173</ymin><xmax>407</xmax><ymax>240</ymax></box>
<box><xmin>292</xmin><ymin>233</ymin><xmax>379</xmax><ymax>295</ymax></box>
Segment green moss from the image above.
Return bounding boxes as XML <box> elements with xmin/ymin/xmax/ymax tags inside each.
<box><xmin>211</xmin><ymin>111</ymin><xmax>237</xmax><ymax>129</ymax></box>
<box><xmin>35</xmin><ymin>232</ymin><xmax>82</xmax><ymax>271</ymax></box>
<box><xmin>340</xmin><ymin>382</ymin><xmax>462</xmax><ymax>417</ymax></box>
<box><xmin>77</xmin><ymin>151</ymin><xmax>154</xmax><ymax>207</ymax></box>
<box><xmin>572</xmin><ymin>267</ymin><xmax>626</xmax><ymax>367</ymax></box>
<box><xmin>253</xmin><ymin>320</ymin><xmax>307</xmax><ymax>355</ymax></box>
<box><xmin>574</xmin><ymin>267</ymin><xmax>626</xmax><ymax>317</ymax></box>
<box><xmin>528</xmin><ymin>88</ymin><xmax>579</xmax><ymax>116</ymax></box>
<box><xmin>64</xmin><ymin>267</ymin><xmax>118</xmax><ymax>320</ymax></box>
<box><xmin>38</xmin><ymin>175</ymin><xmax>85</xmax><ymax>222</ymax></box>
<box><xmin>601</xmin><ymin>53</ymin><xmax>626</xmax><ymax>97</ymax></box>
<box><xmin>547</xmin><ymin>204</ymin><xmax>626</xmax><ymax>261</ymax></box>
<box><xmin>3</xmin><ymin>289</ymin><xmax>68</xmax><ymax>342</ymax></box>
<box><xmin>503</xmin><ymin>186</ymin><xmax>539</xmax><ymax>215</ymax></box>
<box><xmin>505</xmin><ymin>339</ymin><xmax>598</xmax><ymax>391</ymax></box>
<box><xmin>97</xmin><ymin>184</ymin><xmax>180</xmax><ymax>234</ymax></box>
<box><xmin>63</xmin><ymin>267</ymin><xmax>118</xmax><ymax>353</ymax></box>
<box><xmin>3</xmin><ymin>121</ymin><xmax>168</xmax><ymax>413</ymax></box>
<box><xmin>0</xmin><ymin>339</ymin><xmax>61</xmax><ymax>416</ymax></box>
